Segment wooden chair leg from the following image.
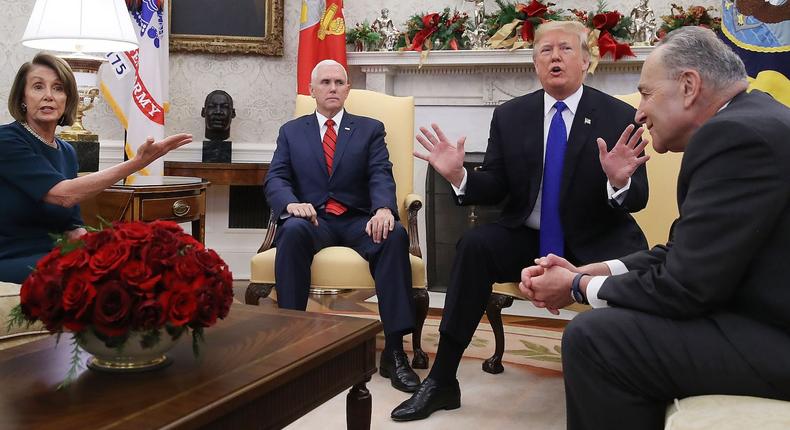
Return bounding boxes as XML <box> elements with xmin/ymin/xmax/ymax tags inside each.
<box><xmin>482</xmin><ymin>293</ymin><xmax>514</xmax><ymax>374</ymax></box>
<box><xmin>411</xmin><ymin>288</ymin><xmax>429</xmax><ymax>369</ymax></box>
<box><xmin>245</xmin><ymin>282</ymin><xmax>275</xmax><ymax>305</ymax></box>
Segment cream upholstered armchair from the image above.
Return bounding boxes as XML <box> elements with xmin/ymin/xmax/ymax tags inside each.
<box><xmin>479</xmin><ymin>92</ymin><xmax>682</xmax><ymax>374</ymax></box>
<box><xmin>245</xmin><ymin>89</ymin><xmax>430</xmax><ymax>368</ymax></box>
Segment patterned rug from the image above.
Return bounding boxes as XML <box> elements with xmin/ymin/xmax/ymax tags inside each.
<box><xmin>329</xmin><ymin>311</ymin><xmax>564</xmax><ymax>375</ymax></box>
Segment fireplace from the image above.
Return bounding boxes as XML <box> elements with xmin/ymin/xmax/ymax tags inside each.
<box><xmin>425</xmin><ymin>153</ymin><xmax>506</xmax><ymax>292</ymax></box>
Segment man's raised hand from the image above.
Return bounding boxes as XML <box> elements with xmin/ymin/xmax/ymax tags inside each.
<box><xmin>597</xmin><ymin>124</ymin><xmax>650</xmax><ymax>189</ymax></box>
<box><xmin>414</xmin><ymin>123</ymin><xmax>467</xmax><ymax>188</ymax></box>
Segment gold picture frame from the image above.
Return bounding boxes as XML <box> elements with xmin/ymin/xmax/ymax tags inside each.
<box><xmin>168</xmin><ymin>0</ymin><xmax>283</xmax><ymax>56</ymax></box>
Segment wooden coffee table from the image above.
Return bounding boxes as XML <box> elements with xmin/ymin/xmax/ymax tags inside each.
<box><xmin>0</xmin><ymin>305</ymin><xmax>381</xmax><ymax>429</ymax></box>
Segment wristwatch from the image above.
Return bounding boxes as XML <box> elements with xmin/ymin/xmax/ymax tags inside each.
<box><xmin>571</xmin><ymin>273</ymin><xmax>590</xmax><ymax>305</ymax></box>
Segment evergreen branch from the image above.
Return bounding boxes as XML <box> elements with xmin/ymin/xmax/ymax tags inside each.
<box><xmin>57</xmin><ymin>334</ymin><xmax>84</xmax><ymax>390</ymax></box>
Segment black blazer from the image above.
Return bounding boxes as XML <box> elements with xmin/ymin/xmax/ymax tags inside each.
<box><xmin>603</xmin><ymin>90</ymin><xmax>790</xmax><ymax>381</ymax></box>
<box><xmin>265</xmin><ymin>112</ymin><xmax>398</xmax><ymax>220</ymax></box>
<box><xmin>462</xmin><ymin>85</ymin><xmax>648</xmax><ymax>264</ymax></box>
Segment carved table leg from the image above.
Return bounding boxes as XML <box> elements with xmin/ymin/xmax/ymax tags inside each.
<box><xmin>245</xmin><ymin>282</ymin><xmax>274</xmax><ymax>305</ymax></box>
<box><xmin>482</xmin><ymin>293</ymin><xmax>514</xmax><ymax>374</ymax></box>
<box><xmin>411</xmin><ymin>288</ymin><xmax>429</xmax><ymax>369</ymax></box>
<box><xmin>346</xmin><ymin>377</ymin><xmax>372</xmax><ymax>430</ymax></box>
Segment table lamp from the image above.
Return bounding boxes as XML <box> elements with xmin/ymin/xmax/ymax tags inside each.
<box><xmin>20</xmin><ymin>0</ymin><xmax>138</xmax><ymax>171</ymax></box>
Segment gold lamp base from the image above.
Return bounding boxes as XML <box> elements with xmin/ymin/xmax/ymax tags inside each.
<box><xmin>57</xmin><ymin>54</ymin><xmax>104</xmax><ymax>143</ymax></box>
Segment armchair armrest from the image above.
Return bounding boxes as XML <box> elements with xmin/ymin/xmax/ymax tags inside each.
<box><xmin>404</xmin><ymin>193</ymin><xmax>423</xmax><ymax>258</ymax></box>
<box><xmin>257</xmin><ymin>209</ymin><xmax>278</xmax><ymax>253</ymax></box>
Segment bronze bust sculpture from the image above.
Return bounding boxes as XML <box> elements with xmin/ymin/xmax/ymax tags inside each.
<box><xmin>201</xmin><ymin>90</ymin><xmax>235</xmax><ymax>162</ymax></box>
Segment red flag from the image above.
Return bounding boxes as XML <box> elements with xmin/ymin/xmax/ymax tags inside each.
<box><xmin>297</xmin><ymin>0</ymin><xmax>348</xmax><ymax>95</ymax></box>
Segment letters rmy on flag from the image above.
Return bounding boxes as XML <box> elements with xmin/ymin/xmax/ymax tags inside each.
<box><xmin>297</xmin><ymin>0</ymin><xmax>347</xmax><ymax>95</ymax></box>
<box><xmin>99</xmin><ymin>0</ymin><xmax>168</xmax><ymax>175</ymax></box>
<box><xmin>720</xmin><ymin>0</ymin><xmax>790</xmax><ymax>107</ymax></box>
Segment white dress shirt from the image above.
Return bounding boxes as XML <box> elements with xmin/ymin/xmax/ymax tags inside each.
<box><xmin>316</xmin><ymin>109</ymin><xmax>344</xmax><ymax>140</ymax></box>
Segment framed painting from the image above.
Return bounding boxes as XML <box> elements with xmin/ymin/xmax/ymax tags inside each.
<box><xmin>168</xmin><ymin>0</ymin><xmax>283</xmax><ymax>55</ymax></box>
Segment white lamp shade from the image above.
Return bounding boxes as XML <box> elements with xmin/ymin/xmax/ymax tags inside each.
<box><xmin>21</xmin><ymin>0</ymin><xmax>139</xmax><ymax>53</ymax></box>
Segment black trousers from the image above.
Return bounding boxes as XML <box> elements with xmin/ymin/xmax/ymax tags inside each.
<box><xmin>563</xmin><ymin>307</ymin><xmax>790</xmax><ymax>430</ymax></box>
<box><xmin>273</xmin><ymin>212</ymin><xmax>415</xmax><ymax>336</ymax></box>
<box><xmin>439</xmin><ymin>223</ymin><xmax>540</xmax><ymax>345</ymax></box>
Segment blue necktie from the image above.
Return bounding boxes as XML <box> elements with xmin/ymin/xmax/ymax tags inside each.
<box><xmin>539</xmin><ymin>101</ymin><xmax>567</xmax><ymax>257</ymax></box>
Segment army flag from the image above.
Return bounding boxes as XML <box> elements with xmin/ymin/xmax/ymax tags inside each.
<box><xmin>720</xmin><ymin>0</ymin><xmax>790</xmax><ymax>107</ymax></box>
<box><xmin>297</xmin><ymin>0</ymin><xmax>347</xmax><ymax>95</ymax></box>
<box><xmin>100</xmin><ymin>0</ymin><xmax>168</xmax><ymax>175</ymax></box>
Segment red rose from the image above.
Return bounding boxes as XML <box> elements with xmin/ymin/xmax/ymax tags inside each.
<box><xmin>20</xmin><ymin>273</ymin><xmax>48</xmax><ymax>320</ymax></box>
<box><xmin>192</xmin><ymin>287</ymin><xmax>219</xmax><ymax>327</ymax></box>
<box><xmin>130</xmin><ymin>299</ymin><xmax>166</xmax><ymax>331</ymax></box>
<box><xmin>174</xmin><ymin>252</ymin><xmax>203</xmax><ymax>280</ymax></box>
<box><xmin>149</xmin><ymin>220</ymin><xmax>182</xmax><ymax>234</ymax></box>
<box><xmin>177</xmin><ymin>232</ymin><xmax>204</xmax><ymax>250</ymax></box>
<box><xmin>120</xmin><ymin>259</ymin><xmax>161</xmax><ymax>292</ymax></box>
<box><xmin>162</xmin><ymin>289</ymin><xmax>197</xmax><ymax>326</ymax></box>
<box><xmin>213</xmin><ymin>278</ymin><xmax>233</xmax><ymax>319</ymax></box>
<box><xmin>62</xmin><ymin>277</ymin><xmax>96</xmax><ymax>323</ymax></box>
<box><xmin>115</xmin><ymin>222</ymin><xmax>152</xmax><ymax>244</ymax></box>
<box><xmin>35</xmin><ymin>248</ymin><xmax>61</xmax><ymax>271</ymax></box>
<box><xmin>89</xmin><ymin>241</ymin><xmax>131</xmax><ymax>277</ymax></box>
<box><xmin>194</xmin><ymin>249</ymin><xmax>222</xmax><ymax>272</ymax></box>
<box><xmin>56</xmin><ymin>248</ymin><xmax>89</xmax><ymax>273</ymax></box>
<box><xmin>81</xmin><ymin>228</ymin><xmax>114</xmax><ymax>252</ymax></box>
<box><xmin>144</xmin><ymin>228</ymin><xmax>179</xmax><ymax>271</ymax></box>
<box><xmin>92</xmin><ymin>281</ymin><xmax>132</xmax><ymax>337</ymax></box>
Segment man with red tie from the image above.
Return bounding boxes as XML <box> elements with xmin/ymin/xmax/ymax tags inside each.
<box><xmin>264</xmin><ymin>60</ymin><xmax>420</xmax><ymax>393</ymax></box>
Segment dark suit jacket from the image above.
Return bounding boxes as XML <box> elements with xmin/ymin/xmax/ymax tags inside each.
<box><xmin>602</xmin><ymin>90</ymin><xmax>790</xmax><ymax>380</ymax></box>
<box><xmin>462</xmin><ymin>85</ymin><xmax>648</xmax><ymax>264</ymax></box>
<box><xmin>265</xmin><ymin>111</ymin><xmax>398</xmax><ymax>220</ymax></box>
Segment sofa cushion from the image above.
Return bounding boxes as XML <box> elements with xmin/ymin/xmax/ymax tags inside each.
<box><xmin>250</xmin><ymin>247</ymin><xmax>426</xmax><ymax>289</ymax></box>
<box><xmin>665</xmin><ymin>395</ymin><xmax>790</xmax><ymax>430</ymax></box>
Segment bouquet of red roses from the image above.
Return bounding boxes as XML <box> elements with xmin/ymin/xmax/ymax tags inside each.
<box><xmin>9</xmin><ymin>220</ymin><xmax>233</xmax><ymax>378</ymax></box>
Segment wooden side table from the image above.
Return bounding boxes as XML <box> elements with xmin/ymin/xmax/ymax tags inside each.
<box><xmin>164</xmin><ymin>161</ymin><xmax>268</xmax><ymax>185</ymax></box>
<box><xmin>80</xmin><ymin>176</ymin><xmax>209</xmax><ymax>243</ymax></box>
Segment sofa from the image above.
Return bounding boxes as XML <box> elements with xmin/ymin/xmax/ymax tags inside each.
<box><xmin>0</xmin><ymin>282</ymin><xmax>47</xmax><ymax>350</ymax></box>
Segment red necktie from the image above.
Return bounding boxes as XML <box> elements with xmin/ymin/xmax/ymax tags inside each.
<box><xmin>323</xmin><ymin>119</ymin><xmax>346</xmax><ymax>215</ymax></box>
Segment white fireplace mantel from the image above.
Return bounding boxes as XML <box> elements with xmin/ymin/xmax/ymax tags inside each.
<box><xmin>347</xmin><ymin>46</ymin><xmax>653</xmax><ymax>105</ymax></box>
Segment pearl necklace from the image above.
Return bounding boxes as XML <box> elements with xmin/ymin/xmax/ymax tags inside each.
<box><xmin>21</xmin><ymin>122</ymin><xmax>58</xmax><ymax>149</ymax></box>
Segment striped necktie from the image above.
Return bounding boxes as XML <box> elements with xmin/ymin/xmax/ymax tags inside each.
<box><xmin>323</xmin><ymin>118</ymin><xmax>346</xmax><ymax>215</ymax></box>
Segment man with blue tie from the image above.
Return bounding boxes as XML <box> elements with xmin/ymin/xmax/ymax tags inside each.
<box><xmin>264</xmin><ymin>60</ymin><xmax>420</xmax><ymax>393</ymax></box>
<box><xmin>392</xmin><ymin>21</ymin><xmax>649</xmax><ymax>421</ymax></box>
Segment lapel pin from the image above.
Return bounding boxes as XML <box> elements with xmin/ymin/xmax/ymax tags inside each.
<box><xmin>344</xmin><ymin>127</ymin><xmax>351</xmax><ymax>131</ymax></box>
<box><xmin>584</xmin><ymin>118</ymin><xmax>591</xmax><ymax>125</ymax></box>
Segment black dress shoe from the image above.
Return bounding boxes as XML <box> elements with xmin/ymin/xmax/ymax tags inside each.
<box><xmin>379</xmin><ymin>349</ymin><xmax>421</xmax><ymax>392</ymax></box>
<box><xmin>390</xmin><ymin>377</ymin><xmax>461</xmax><ymax>421</ymax></box>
